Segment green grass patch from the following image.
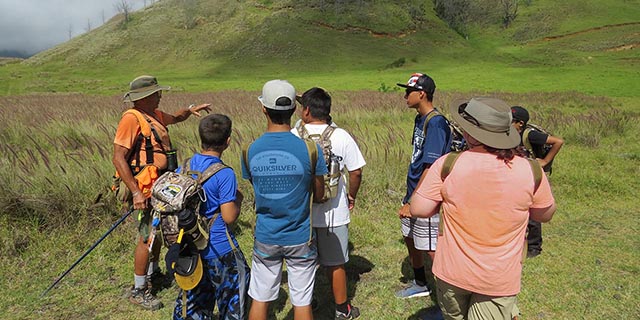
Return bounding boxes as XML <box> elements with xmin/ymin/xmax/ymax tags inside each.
<box><xmin>1</xmin><ymin>90</ymin><xmax>639</xmax><ymax>319</ymax></box>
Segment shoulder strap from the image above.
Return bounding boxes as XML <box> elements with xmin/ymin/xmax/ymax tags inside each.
<box><xmin>303</xmin><ymin>139</ymin><xmax>318</xmax><ymax>176</ymax></box>
<box><xmin>296</xmin><ymin>122</ymin><xmax>309</xmax><ymax>138</ymax></box>
<box><xmin>422</xmin><ymin>109</ymin><xmax>440</xmax><ymax>133</ymax></box>
<box><xmin>523</xmin><ymin>127</ymin><xmax>534</xmax><ymax>156</ymax></box>
<box><xmin>123</xmin><ymin>109</ymin><xmax>152</xmax><ymax>138</ymax></box>
<box><xmin>123</xmin><ymin>109</ymin><xmax>155</xmax><ymax>166</ymax></box>
<box><xmin>526</xmin><ymin>158</ymin><xmax>543</xmax><ymax>193</ymax></box>
<box><xmin>302</xmin><ymin>138</ymin><xmax>318</xmax><ymax>245</ymax></box>
<box><xmin>420</xmin><ymin>109</ymin><xmax>442</xmax><ymax>146</ymax></box>
<box><xmin>241</xmin><ymin>142</ymin><xmax>253</xmax><ymax>179</ymax></box>
<box><xmin>440</xmin><ymin>151</ymin><xmax>462</xmax><ymax>181</ymax></box>
<box><xmin>198</xmin><ymin>162</ymin><xmax>229</xmax><ymax>184</ymax></box>
<box><xmin>321</xmin><ymin>125</ymin><xmax>336</xmax><ymax>141</ymax></box>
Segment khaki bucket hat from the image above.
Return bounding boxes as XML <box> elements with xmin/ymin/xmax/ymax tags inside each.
<box><xmin>449</xmin><ymin>97</ymin><xmax>521</xmax><ymax>149</ymax></box>
<box><xmin>123</xmin><ymin>75</ymin><xmax>171</xmax><ymax>102</ymax></box>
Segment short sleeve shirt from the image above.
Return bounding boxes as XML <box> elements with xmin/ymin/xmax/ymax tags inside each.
<box><xmin>113</xmin><ymin>109</ymin><xmax>171</xmax><ymax>170</ymax></box>
<box><xmin>525</xmin><ymin>129</ymin><xmax>549</xmax><ymax>159</ymax></box>
<box><xmin>185</xmin><ymin>153</ymin><xmax>239</xmax><ymax>260</ymax></box>
<box><xmin>241</xmin><ymin>132</ymin><xmax>328</xmax><ymax>246</ymax></box>
<box><xmin>291</xmin><ymin>123</ymin><xmax>366</xmax><ymax>227</ymax></box>
<box><xmin>404</xmin><ymin>110</ymin><xmax>451</xmax><ymax>203</ymax></box>
<box><xmin>414</xmin><ymin>150</ymin><xmax>555</xmax><ymax>296</ymax></box>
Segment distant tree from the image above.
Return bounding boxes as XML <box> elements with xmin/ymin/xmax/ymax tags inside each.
<box><xmin>68</xmin><ymin>24</ymin><xmax>73</xmax><ymax>40</ymax></box>
<box><xmin>182</xmin><ymin>0</ymin><xmax>198</xmax><ymax>29</ymax></box>
<box><xmin>433</xmin><ymin>0</ymin><xmax>471</xmax><ymax>38</ymax></box>
<box><xmin>114</xmin><ymin>0</ymin><xmax>132</xmax><ymax>25</ymax></box>
<box><xmin>501</xmin><ymin>0</ymin><xmax>518</xmax><ymax>28</ymax></box>
<box><xmin>85</xmin><ymin>19</ymin><xmax>92</xmax><ymax>33</ymax></box>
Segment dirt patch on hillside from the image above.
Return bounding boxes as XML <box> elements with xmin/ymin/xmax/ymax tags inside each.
<box><xmin>605</xmin><ymin>43</ymin><xmax>639</xmax><ymax>51</ymax></box>
<box><xmin>314</xmin><ymin>21</ymin><xmax>415</xmax><ymax>38</ymax></box>
<box><xmin>541</xmin><ymin>22</ymin><xmax>640</xmax><ymax>41</ymax></box>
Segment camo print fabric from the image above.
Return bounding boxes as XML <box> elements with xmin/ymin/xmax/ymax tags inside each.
<box><xmin>161</xmin><ymin>214</ymin><xmax>179</xmax><ymax>247</ymax></box>
<box><xmin>173</xmin><ymin>249</ymin><xmax>250</xmax><ymax>320</ymax></box>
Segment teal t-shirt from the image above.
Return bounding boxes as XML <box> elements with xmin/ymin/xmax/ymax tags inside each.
<box><xmin>241</xmin><ymin>132</ymin><xmax>327</xmax><ymax>246</ymax></box>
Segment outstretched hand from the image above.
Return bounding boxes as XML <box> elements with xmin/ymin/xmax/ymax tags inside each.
<box><xmin>189</xmin><ymin>103</ymin><xmax>212</xmax><ymax>117</ymax></box>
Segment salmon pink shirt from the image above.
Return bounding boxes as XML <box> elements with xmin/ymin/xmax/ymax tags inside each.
<box><xmin>414</xmin><ymin>150</ymin><xmax>555</xmax><ymax>296</ymax></box>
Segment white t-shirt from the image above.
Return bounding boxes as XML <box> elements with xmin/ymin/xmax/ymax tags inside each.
<box><xmin>291</xmin><ymin>122</ymin><xmax>366</xmax><ymax>227</ymax></box>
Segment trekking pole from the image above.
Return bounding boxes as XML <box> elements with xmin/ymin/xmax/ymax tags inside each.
<box><xmin>41</xmin><ymin>208</ymin><xmax>136</xmax><ymax>297</ymax></box>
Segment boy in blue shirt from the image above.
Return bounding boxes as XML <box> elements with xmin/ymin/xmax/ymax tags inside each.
<box><xmin>242</xmin><ymin>80</ymin><xmax>327</xmax><ymax>320</ymax></box>
<box><xmin>173</xmin><ymin>114</ymin><xmax>250</xmax><ymax>320</ymax></box>
<box><xmin>395</xmin><ymin>73</ymin><xmax>451</xmax><ymax>299</ymax></box>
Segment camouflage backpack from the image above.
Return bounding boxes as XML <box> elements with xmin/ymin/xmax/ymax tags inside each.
<box><xmin>151</xmin><ymin>159</ymin><xmax>228</xmax><ymax>249</ymax></box>
<box><xmin>295</xmin><ymin>123</ymin><xmax>344</xmax><ymax>202</ymax></box>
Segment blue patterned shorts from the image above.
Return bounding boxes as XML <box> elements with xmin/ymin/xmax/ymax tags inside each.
<box><xmin>173</xmin><ymin>248</ymin><xmax>250</xmax><ymax>320</ymax></box>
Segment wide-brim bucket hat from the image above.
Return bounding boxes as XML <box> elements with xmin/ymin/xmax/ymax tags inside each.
<box><xmin>449</xmin><ymin>97</ymin><xmax>521</xmax><ymax>149</ymax></box>
<box><xmin>124</xmin><ymin>75</ymin><xmax>171</xmax><ymax>102</ymax></box>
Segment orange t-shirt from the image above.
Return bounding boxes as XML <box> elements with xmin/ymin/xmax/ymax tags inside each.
<box><xmin>113</xmin><ymin>109</ymin><xmax>171</xmax><ymax>170</ymax></box>
<box><xmin>415</xmin><ymin>150</ymin><xmax>555</xmax><ymax>296</ymax></box>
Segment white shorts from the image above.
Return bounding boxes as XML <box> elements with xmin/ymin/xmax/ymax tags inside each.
<box><xmin>401</xmin><ymin>214</ymin><xmax>439</xmax><ymax>251</ymax></box>
<box><xmin>248</xmin><ymin>240</ymin><xmax>317</xmax><ymax>306</ymax></box>
<box><xmin>314</xmin><ymin>225</ymin><xmax>349</xmax><ymax>267</ymax></box>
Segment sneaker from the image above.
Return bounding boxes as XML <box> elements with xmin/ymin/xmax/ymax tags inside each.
<box><xmin>335</xmin><ymin>304</ymin><xmax>360</xmax><ymax>320</ymax></box>
<box><xmin>129</xmin><ymin>287</ymin><xmax>163</xmax><ymax>311</ymax></box>
<box><xmin>395</xmin><ymin>280</ymin><xmax>431</xmax><ymax>299</ymax></box>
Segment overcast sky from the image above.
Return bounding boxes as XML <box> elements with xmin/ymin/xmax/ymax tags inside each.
<box><xmin>0</xmin><ymin>0</ymin><xmax>145</xmax><ymax>56</ymax></box>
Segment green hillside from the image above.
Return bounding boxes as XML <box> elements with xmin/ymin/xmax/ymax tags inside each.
<box><xmin>0</xmin><ymin>0</ymin><xmax>638</xmax><ymax>96</ymax></box>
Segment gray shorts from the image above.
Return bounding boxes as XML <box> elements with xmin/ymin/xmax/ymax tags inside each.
<box><xmin>401</xmin><ymin>214</ymin><xmax>439</xmax><ymax>251</ymax></box>
<box><xmin>314</xmin><ymin>225</ymin><xmax>349</xmax><ymax>267</ymax></box>
<box><xmin>248</xmin><ymin>240</ymin><xmax>317</xmax><ymax>306</ymax></box>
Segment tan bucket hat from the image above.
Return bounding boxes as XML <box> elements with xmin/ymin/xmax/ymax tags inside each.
<box><xmin>123</xmin><ymin>75</ymin><xmax>171</xmax><ymax>102</ymax></box>
<box><xmin>449</xmin><ymin>97</ymin><xmax>521</xmax><ymax>149</ymax></box>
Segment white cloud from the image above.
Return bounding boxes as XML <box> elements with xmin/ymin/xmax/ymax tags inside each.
<box><xmin>0</xmin><ymin>0</ymin><xmax>145</xmax><ymax>55</ymax></box>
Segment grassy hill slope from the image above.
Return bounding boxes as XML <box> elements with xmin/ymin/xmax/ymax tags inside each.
<box><xmin>0</xmin><ymin>0</ymin><xmax>638</xmax><ymax>96</ymax></box>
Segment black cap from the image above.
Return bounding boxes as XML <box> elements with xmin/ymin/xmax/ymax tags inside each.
<box><xmin>510</xmin><ymin>106</ymin><xmax>529</xmax><ymax>123</ymax></box>
<box><xmin>397</xmin><ymin>73</ymin><xmax>436</xmax><ymax>95</ymax></box>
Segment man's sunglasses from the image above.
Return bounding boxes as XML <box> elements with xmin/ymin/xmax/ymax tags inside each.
<box><xmin>404</xmin><ymin>89</ymin><xmax>421</xmax><ymax>96</ymax></box>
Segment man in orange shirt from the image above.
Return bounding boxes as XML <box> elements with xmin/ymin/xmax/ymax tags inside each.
<box><xmin>410</xmin><ymin>97</ymin><xmax>556</xmax><ymax>320</ymax></box>
<box><xmin>113</xmin><ymin>75</ymin><xmax>211</xmax><ymax>310</ymax></box>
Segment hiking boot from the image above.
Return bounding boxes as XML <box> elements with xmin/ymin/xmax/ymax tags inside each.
<box><xmin>335</xmin><ymin>304</ymin><xmax>360</xmax><ymax>320</ymax></box>
<box><xmin>395</xmin><ymin>280</ymin><xmax>431</xmax><ymax>299</ymax></box>
<box><xmin>129</xmin><ymin>287</ymin><xmax>163</xmax><ymax>311</ymax></box>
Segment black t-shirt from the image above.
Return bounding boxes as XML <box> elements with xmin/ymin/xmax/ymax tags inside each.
<box><xmin>526</xmin><ymin>129</ymin><xmax>548</xmax><ymax>158</ymax></box>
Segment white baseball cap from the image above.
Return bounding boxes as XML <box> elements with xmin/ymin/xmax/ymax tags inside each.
<box><xmin>258</xmin><ymin>79</ymin><xmax>296</xmax><ymax>110</ymax></box>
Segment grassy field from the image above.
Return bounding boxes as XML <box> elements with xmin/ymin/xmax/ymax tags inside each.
<box><xmin>0</xmin><ymin>88</ymin><xmax>638</xmax><ymax>319</ymax></box>
<box><xmin>0</xmin><ymin>0</ymin><xmax>638</xmax><ymax>319</ymax></box>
